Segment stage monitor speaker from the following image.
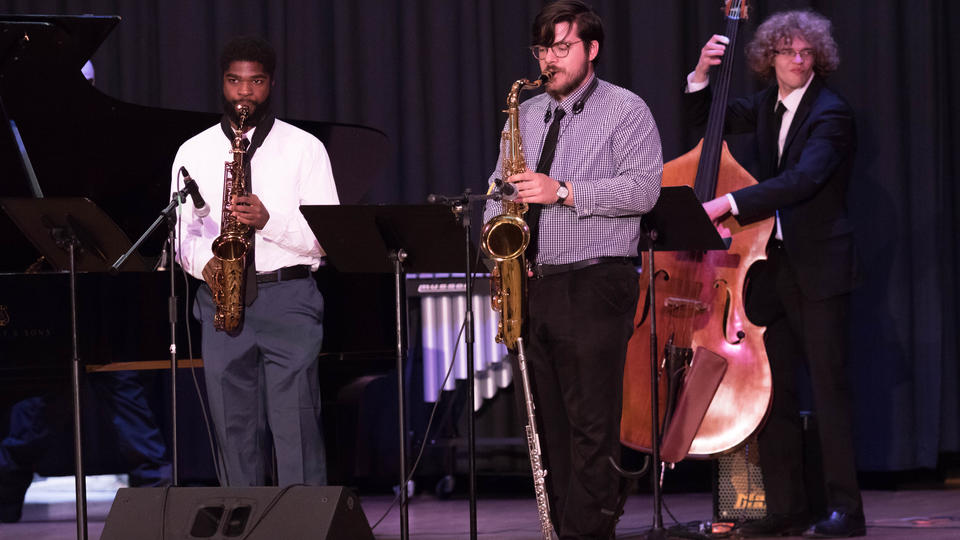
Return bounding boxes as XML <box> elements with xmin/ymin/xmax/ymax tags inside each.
<box><xmin>713</xmin><ymin>441</ymin><xmax>767</xmax><ymax>522</ymax></box>
<box><xmin>101</xmin><ymin>485</ymin><xmax>374</xmax><ymax>540</ymax></box>
<box><xmin>712</xmin><ymin>412</ymin><xmax>826</xmax><ymax>522</ymax></box>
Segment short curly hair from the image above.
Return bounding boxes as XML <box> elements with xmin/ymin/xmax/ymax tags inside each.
<box><xmin>219</xmin><ymin>35</ymin><xmax>276</xmax><ymax>77</ymax></box>
<box><xmin>745</xmin><ymin>10</ymin><xmax>840</xmax><ymax>80</ymax></box>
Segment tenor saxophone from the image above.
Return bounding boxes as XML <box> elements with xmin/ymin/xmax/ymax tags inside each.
<box><xmin>211</xmin><ymin>105</ymin><xmax>251</xmax><ymax>333</ymax></box>
<box><xmin>480</xmin><ymin>74</ymin><xmax>554</xmax><ymax>540</ymax></box>
<box><xmin>480</xmin><ymin>74</ymin><xmax>547</xmax><ymax>350</ymax></box>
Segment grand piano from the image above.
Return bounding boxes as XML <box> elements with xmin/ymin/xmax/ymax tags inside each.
<box><xmin>0</xmin><ymin>15</ymin><xmax>396</xmax><ymax>478</ymax></box>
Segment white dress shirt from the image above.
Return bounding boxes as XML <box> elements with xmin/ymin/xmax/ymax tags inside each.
<box><xmin>686</xmin><ymin>71</ymin><xmax>815</xmax><ymax>239</ymax></box>
<box><xmin>170</xmin><ymin>118</ymin><xmax>339</xmax><ymax>280</ymax></box>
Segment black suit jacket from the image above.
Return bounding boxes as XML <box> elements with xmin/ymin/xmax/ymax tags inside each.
<box><xmin>684</xmin><ymin>76</ymin><xmax>858</xmax><ymax>300</ymax></box>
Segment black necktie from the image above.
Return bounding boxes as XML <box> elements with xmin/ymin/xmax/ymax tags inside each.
<box><xmin>525</xmin><ymin>107</ymin><xmax>566</xmax><ymax>264</ymax></box>
<box><xmin>239</xmin><ymin>137</ymin><xmax>259</xmax><ymax>305</ymax></box>
<box><xmin>773</xmin><ymin>101</ymin><xmax>787</xmax><ymax>170</ymax></box>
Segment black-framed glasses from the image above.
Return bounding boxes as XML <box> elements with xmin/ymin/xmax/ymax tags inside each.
<box><xmin>530</xmin><ymin>40</ymin><xmax>583</xmax><ymax>60</ymax></box>
<box><xmin>776</xmin><ymin>48</ymin><xmax>815</xmax><ymax>60</ymax></box>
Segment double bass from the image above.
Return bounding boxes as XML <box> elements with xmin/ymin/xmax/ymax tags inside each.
<box><xmin>620</xmin><ymin>0</ymin><xmax>773</xmax><ymax>459</ymax></box>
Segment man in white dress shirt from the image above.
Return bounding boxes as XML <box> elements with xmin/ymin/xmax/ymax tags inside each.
<box><xmin>170</xmin><ymin>36</ymin><xmax>339</xmax><ymax>487</ymax></box>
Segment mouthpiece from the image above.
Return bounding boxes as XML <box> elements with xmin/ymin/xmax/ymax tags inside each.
<box><xmin>539</xmin><ymin>72</ymin><xmax>551</xmax><ymax>83</ymax></box>
<box><xmin>236</xmin><ymin>104</ymin><xmax>250</xmax><ymax>123</ymax></box>
<box><xmin>235</xmin><ymin>104</ymin><xmax>250</xmax><ymax>130</ymax></box>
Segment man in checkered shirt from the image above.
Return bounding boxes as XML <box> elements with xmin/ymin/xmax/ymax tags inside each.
<box><xmin>483</xmin><ymin>1</ymin><xmax>661</xmax><ymax>537</ymax></box>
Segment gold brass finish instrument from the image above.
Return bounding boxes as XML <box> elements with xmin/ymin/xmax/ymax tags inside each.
<box><xmin>479</xmin><ymin>74</ymin><xmax>547</xmax><ymax>351</ymax></box>
<box><xmin>211</xmin><ymin>105</ymin><xmax>251</xmax><ymax>333</ymax></box>
<box><xmin>480</xmin><ymin>74</ymin><xmax>554</xmax><ymax>540</ymax></box>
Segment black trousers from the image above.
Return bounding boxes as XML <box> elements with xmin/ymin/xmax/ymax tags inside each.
<box><xmin>519</xmin><ymin>260</ymin><xmax>638</xmax><ymax>540</ymax></box>
<box><xmin>753</xmin><ymin>243</ymin><xmax>863</xmax><ymax>517</ymax></box>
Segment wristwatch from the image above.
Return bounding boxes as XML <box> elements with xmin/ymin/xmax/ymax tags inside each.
<box><xmin>555</xmin><ymin>182</ymin><xmax>569</xmax><ymax>205</ymax></box>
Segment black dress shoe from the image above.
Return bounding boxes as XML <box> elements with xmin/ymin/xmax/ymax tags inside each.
<box><xmin>802</xmin><ymin>511</ymin><xmax>866</xmax><ymax>538</ymax></box>
<box><xmin>738</xmin><ymin>513</ymin><xmax>811</xmax><ymax>537</ymax></box>
<box><xmin>0</xmin><ymin>470</ymin><xmax>33</xmax><ymax>523</ymax></box>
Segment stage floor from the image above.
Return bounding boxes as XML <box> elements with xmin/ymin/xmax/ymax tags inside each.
<box><xmin>3</xmin><ymin>483</ymin><xmax>960</xmax><ymax>539</ymax></box>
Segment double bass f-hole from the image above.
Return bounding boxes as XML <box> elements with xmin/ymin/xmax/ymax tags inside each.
<box><xmin>637</xmin><ymin>269</ymin><xmax>670</xmax><ymax>328</ymax></box>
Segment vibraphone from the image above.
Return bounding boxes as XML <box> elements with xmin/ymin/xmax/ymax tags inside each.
<box><xmin>409</xmin><ymin>274</ymin><xmax>511</xmax><ymax>410</ymax></box>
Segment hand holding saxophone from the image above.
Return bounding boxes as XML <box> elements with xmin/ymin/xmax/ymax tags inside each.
<box><xmin>507</xmin><ymin>172</ymin><xmax>571</xmax><ymax>205</ymax></box>
<box><xmin>229</xmin><ymin>193</ymin><xmax>270</xmax><ymax>229</ymax></box>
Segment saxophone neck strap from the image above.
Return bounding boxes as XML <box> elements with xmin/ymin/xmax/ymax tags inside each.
<box><xmin>219</xmin><ymin>112</ymin><xmax>276</xmax><ymax>162</ymax></box>
<box><xmin>572</xmin><ymin>76</ymin><xmax>599</xmax><ymax>115</ymax></box>
<box><xmin>544</xmin><ymin>76</ymin><xmax>599</xmax><ymax>123</ymax></box>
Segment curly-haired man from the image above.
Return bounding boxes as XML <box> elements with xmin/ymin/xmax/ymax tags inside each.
<box><xmin>689</xmin><ymin>10</ymin><xmax>864</xmax><ymax>538</ymax></box>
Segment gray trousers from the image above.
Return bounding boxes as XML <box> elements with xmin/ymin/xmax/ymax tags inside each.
<box><xmin>194</xmin><ymin>277</ymin><xmax>326</xmax><ymax>487</ymax></box>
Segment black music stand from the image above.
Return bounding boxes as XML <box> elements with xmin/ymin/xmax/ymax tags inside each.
<box><xmin>300</xmin><ymin>204</ymin><xmax>477</xmax><ymax>540</ymax></box>
<box><xmin>0</xmin><ymin>197</ymin><xmax>147</xmax><ymax>540</ymax></box>
<box><xmin>634</xmin><ymin>186</ymin><xmax>728</xmax><ymax>540</ymax></box>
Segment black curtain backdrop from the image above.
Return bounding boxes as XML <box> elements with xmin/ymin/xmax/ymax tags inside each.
<box><xmin>4</xmin><ymin>0</ymin><xmax>957</xmax><ymax>473</ymax></box>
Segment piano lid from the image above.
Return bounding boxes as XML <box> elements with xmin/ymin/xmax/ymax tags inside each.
<box><xmin>0</xmin><ymin>14</ymin><xmax>118</xmax><ymax>76</ymax></box>
<box><xmin>0</xmin><ymin>14</ymin><xmax>390</xmax><ymax>273</ymax></box>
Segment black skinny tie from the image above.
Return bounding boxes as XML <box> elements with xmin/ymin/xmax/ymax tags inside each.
<box><xmin>773</xmin><ymin>101</ymin><xmax>787</xmax><ymax>169</ymax></box>
<box><xmin>239</xmin><ymin>137</ymin><xmax>258</xmax><ymax>305</ymax></box>
<box><xmin>526</xmin><ymin>107</ymin><xmax>566</xmax><ymax>264</ymax></box>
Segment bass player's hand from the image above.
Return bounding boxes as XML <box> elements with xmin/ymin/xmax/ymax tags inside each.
<box><xmin>693</xmin><ymin>34</ymin><xmax>729</xmax><ymax>84</ymax></box>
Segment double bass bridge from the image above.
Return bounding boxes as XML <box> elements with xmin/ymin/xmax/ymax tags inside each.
<box><xmin>663</xmin><ymin>296</ymin><xmax>709</xmax><ymax>315</ymax></box>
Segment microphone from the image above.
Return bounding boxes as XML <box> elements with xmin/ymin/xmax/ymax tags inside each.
<box><xmin>180</xmin><ymin>167</ymin><xmax>210</xmax><ymax>218</ymax></box>
<box><xmin>494</xmin><ymin>178</ymin><xmax>518</xmax><ymax>201</ymax></box>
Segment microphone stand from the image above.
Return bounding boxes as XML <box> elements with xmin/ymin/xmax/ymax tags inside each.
<box><xmin>113</xmin><ymin>187</ymin><xmax>195</xmax><ymax>486</ymax></box>
<box><xmin>45</xmin><ymin>221</ymin><xmax>89</xmax><ymax>540</ymax></box>
<box><xmin>427</xmin><ymin>188</ymin><xmax>500</xmax><ymax>540</ymax></box>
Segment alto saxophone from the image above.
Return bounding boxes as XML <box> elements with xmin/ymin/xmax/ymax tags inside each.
<box><xmin>211</xmin><ymin>105</ymin><xmax>252</xmax><ymax>333</ymax></box>
<box><xmin>480</xmin><ymin>74</ymin><xmax>554</xmax><ymax>540</ymax></box>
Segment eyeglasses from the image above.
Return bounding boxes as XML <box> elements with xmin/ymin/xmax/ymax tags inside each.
<box><xmin>530</xmin><ymin>40</ymin><xmax>583</xmax><ymax>60</ymax></box>
<box><xmin>776</xmin><ymin>48</ymin><xmax>815</xmax><ymax>60</ymax></box>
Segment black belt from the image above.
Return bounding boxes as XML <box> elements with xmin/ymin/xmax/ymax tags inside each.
<box><xmin>531</xmin><ymin>256</ymin><xmax>633</xmax><ymax>279</ymax></box>
<box><xmin>256</xmin><ymin>265</ymin><xmax>311</xmax><ymax>283</ymax></box>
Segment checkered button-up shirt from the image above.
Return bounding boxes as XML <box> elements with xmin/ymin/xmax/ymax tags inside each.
<box><xmin>484</xmin><ymin>74</ymin><xmax>663</xmax><ymax>265</ymax></box>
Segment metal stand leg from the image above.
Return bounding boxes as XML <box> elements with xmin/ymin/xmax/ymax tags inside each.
<box><xmin>391</xmin><ymin>249</ymin><xmax>410</xmax><ymax>540</ymax></box>
<box><xmin>644</xmin><ymin>239</ymin><xmax>667</xmax><ymax>540</ymax></box>
<box><xmin>67</xmin><ymin>243</ymin><xmax>88</xmax><ymax>540</ymax></box>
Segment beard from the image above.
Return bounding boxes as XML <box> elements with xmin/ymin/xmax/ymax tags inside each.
<box><xmin>545</xmin><ymin>58</ymin><xmax>590</xmax><ymax>100</ymax></box>
<box><xmin>222</xmin><ymin>93</ymin><xmax>273</xmax><ymax>128</ymax></box>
